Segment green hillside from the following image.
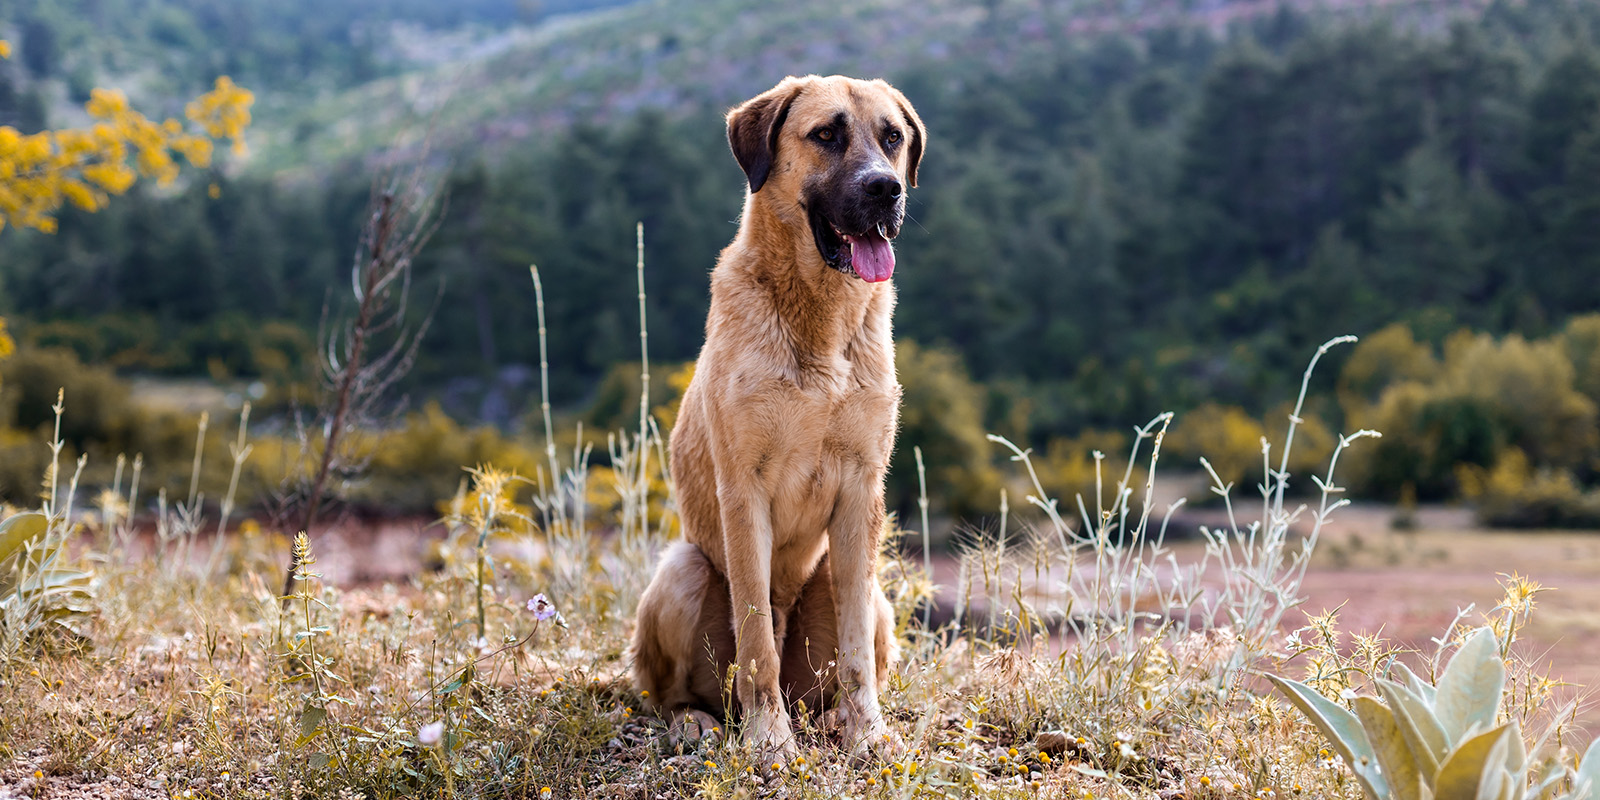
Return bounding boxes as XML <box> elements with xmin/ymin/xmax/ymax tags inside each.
<box><xmin>243</xmin><ymin>0</ymin><xmax>1511</xmax><ymax>173</ymax></box>
<box><xmin>5</xmin><ymin>0</ymin><xmax>1600</xmax><ymax>520</ymax></box>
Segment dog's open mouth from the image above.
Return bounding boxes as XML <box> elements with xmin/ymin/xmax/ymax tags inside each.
<box><xmin>810</xmin><ymin>210</ymin><xmax>897</xmax><ymax>283</ymax></box>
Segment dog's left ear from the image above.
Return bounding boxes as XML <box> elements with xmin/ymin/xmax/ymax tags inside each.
<box><xmin>727</xmin><ymin>78</ymin><xmax>804</xmax><ymax>194</ymax></box>
<box><xmin>882</xmin><ymin>83</ymin><xmax>927</xmax><ymax>188</ymax></box>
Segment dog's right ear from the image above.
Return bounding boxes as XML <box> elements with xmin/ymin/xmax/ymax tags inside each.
<box><xmin>727</xmin><ymin>79</ymin><xmax>804</xmax><ymax>194</ymax></box>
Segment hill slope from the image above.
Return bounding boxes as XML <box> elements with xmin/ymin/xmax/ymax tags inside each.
<box><xmin>245</xmin><ymin>0</ymin><xmax>1494</xmax><ymax>173</ymax></box>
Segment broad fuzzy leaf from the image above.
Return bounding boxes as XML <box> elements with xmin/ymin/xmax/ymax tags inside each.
<box><xmin>1435</xmin><ymin>723</ymin><xmax>1511</xmax><ymax>800</ymax></box>
<box><xmin>1570</xmin><ymin>737</ymin><xmax>1600</xmax><ymax>800</ymax></box>
<box><xmin>1394</xmin><ymin>661</ymin><xmax>1439</xmax><ymax>706</ymax></box>
<box><xmin>0</xmin><ymin>512</ymin><xmax>48</xmax><ymax>563</ymax></box>
<box><xmin>1485</xmin><ymin>768</ymin><xmax>1516</xmax><ymax>800</ymax></box>
<box><xmin>1266</xmin><ymin>674</ymin><xmax>1388</xmax><ymax>800</ymax></box>
<box><xmin>1530</xmin><ymin>761</ymin><xmax>1567</xmax><ymax>800</ymax></box>
<box><xmin>1436</xmin><ymin>629</ymin><xmax>1506</xmax><ymax>746</ymax></box>
<box><xmin>300</xmin><ymin>705</ymin><xmax>327</xmax><ymax>739</ymax></box>
<box><xmin>1504</xmin><ymin>720</ymin><xmax>1526</xmax><ymax>776</ymax></box>
<box><xmin>1354</xmin><ymin>696</ymin><xmax>1425</xmax><ymax>800</ymax></box>
<box><xmin>1379</xmin><ymin>678</ymin><xmax>1449</xmax><ymax>776</ymax></box>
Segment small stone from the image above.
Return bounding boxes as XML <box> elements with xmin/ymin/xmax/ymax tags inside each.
<box><xmin>1035</xmin><ymin>730</ymin><xmax>1070</xmax><ymax>754</ymax></box>
<box><xmin>663</xmin><ymin>754</ymin><xmax>700</xmax><ymax>771</ymax></box>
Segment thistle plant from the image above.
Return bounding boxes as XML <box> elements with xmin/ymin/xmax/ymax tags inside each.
<box><xmin>943</xmin><ymin>335</ymin><xmax>1377</xmax><ymax>786</ymax></box>
<box><xmin>96</xmin><ymin>452</ymin><xmax>143</xmax><ymax>555</ymax></box>
<box><xmin>205</xmin><ymin>402</ymin><xmax>255</xmax><ymax>574</ymax></box>
<box><xmin>459</xmin><ymin>465</ymin><xmax>524</xmax><ymax>643</ymax></box>
<box><xmin>528</xmin><ymin>265</ymin><xmax>595</xmax><ymax>602</ymax></box>
<box><xmin>527</xmin><ymin>227</ymin><xmax>673</xmax><ymax>618</ymax></box>
<box><xmin>154</xmin><ymin>411</ymin><xmax>211</xmax><ymax>577</ymax></box>
<box><xmin>280</xmin><ymin>532</ymin><xmax>356</xmax><ymax>784</ymax></box>
<box><xmin>605</xmin><ymin>227</ymin><xmax>674</xmax><ymax>610</ymax></box>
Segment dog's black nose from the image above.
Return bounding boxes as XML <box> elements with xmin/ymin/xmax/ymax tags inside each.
<box><xmin>863</xmin><ymin>174</ymin><xmax>902</xmax><ymax>200</ymax></box>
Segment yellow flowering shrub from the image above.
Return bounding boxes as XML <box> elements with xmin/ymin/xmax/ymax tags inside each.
<box><xmin>0</xmin><ymin>317</ymin><xmax>11</xmax><ymax>396</ymax></box>
<box><xmin>0</xmin><ymin>40</ymin><xmax>253</xmax><ymax>234</ymax></box>
<box><xmin>1458</xmin><ymin>448</ymin><xmax>1600</xmax><ymax>528</ymax></box>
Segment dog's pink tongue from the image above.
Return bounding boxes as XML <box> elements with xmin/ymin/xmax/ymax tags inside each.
<box><xmin>846</xmin><ymin>233</ymin><xmax>895</xmax><ymax>282</ymax></box>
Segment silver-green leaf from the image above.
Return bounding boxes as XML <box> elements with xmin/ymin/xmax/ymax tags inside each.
<box><xmin>1394</xmin><ymin>662</ymin><xmax>1438</xmax><ymax>706</ymax></box>
<box><xmin>1266</xmin><ymin>674</ymin><xmax>1387</xmax><ymax>800</ymax></box>
<box><xmin>1570</xmin><ymin>737</ymin><xmax>1600</xmax><ymax>800</ymax></box>
<box><xmin>0</xmin><ymin>511</ymin><xmax>48</xmax><ymax>563</ymax></box>
<box><xmin>1435</xmin><ymin>723</ymin><xmax>1510</xmax><ymax>800</ymax></box>
<box><xmin>1435</xmin><ymin>629</ymin><xmax>1506</xmax><ymax>746</ymax></box>
<box><xmin>1354</xmin><ymin>695</ymin><xmax>1424</xmax><ymax>800</ymax></box>
<box><xmin>1379</xmin><ymin>678</ymin><xmax>1449</xmax><ymax>777</ymax></box>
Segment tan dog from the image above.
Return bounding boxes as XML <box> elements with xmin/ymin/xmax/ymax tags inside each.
<box><xmin>630</xmin><ymin>74</ymin><xmax>925</xmax><ymax>757</ymax></box>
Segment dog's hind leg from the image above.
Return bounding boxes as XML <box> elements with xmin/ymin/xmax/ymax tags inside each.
<box><xmin>631</xmin><ymin>541</ymin><xmax>735</xmax><ymax>726</ymax></box>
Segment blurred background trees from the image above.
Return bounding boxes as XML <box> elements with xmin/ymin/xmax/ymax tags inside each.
<box><xmin>2</xmin><ymin>0</ymin><xmax>1600</xmax><ymax>526</ymax></box>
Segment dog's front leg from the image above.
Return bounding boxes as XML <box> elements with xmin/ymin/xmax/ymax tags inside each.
<box><xmin>828</xmin><ymin>479</ymin><xmax>894</xmax><ymax>756</ymax></box>
<box><xmin>720</xmin><ymin>488</ymin><xmax>795</xmax><ymax>756</ymax></box>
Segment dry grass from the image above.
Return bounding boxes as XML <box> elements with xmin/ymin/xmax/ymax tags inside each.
<box><xmin>0</xmin><ymin>521</ymin><xmax>1370</xmax><ymax>800</ymax></box>
<box><xmin>2</xmin><ymin>455</ymin><xmax>1591</xmax><ymax>799</ymax></box>
<box><xmin>3</xmin><ymin>298</ymin><xmax>1595</xmax><ymax>800</ymax></box>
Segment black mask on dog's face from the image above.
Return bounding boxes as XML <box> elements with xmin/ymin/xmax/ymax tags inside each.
<box><xmin>727</xmin><ymin>76</ymin><xmax>926</xmax><ymax>283</ymax></box>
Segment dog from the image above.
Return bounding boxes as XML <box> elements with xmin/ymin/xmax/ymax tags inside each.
<box><xmin>630</xmin><ymin>74</ymin><xmax>925</xmax><ymax>758</ymax></box>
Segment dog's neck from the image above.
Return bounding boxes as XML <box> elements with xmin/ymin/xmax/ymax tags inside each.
<box><xmin>720</xmin><ymin>199</ymin><xmax>892</xmax><ymax>371</ymax></box>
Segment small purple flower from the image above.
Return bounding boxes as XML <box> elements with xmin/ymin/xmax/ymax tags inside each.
<box><xmin>527</xmin><ymin>593</ymin><xmax>556</xmax><ymax>621</ymax></box>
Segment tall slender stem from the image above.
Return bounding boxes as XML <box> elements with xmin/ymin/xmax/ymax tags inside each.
<box><xmin>530</xmin><ymin>265</ymin><xmax>564</xmax><ymax>540</ymax></box>
<box><xmin>635</xmin><ymin>223</ymin><xmax>650</xmax><ymax>541</ymax></box>
<box><xmin>916</xmin><ymin>445</ymin><xmax>931</xmax><ymax>628</ymax></box>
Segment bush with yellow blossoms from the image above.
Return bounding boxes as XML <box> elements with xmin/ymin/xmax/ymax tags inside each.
<box><xmin>0</xmin><ymin>39</ymin><xmax>253</xmax><ymax>234</ymax></box>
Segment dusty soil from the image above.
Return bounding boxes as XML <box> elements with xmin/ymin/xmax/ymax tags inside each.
<box><xmin>1290</xmin><ymin>503</ymin><xmax>1600</xmax><ymax>729</ymax></box>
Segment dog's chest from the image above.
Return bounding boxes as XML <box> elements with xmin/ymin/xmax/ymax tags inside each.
<box><xmin>746</xmin><ymin>376</ymin><xmax>897</xmax><ymax>542</ymax></box>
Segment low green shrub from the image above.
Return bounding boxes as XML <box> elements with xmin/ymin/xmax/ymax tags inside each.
<box><xmin>894</xmin><ymin>339</ymin><xmax>1002</xmax><ymax>519</ymax></box>
<box><xmin>350</xmin><ymin>403</ymin><xmax>543</xmax><ymax>514</ymax></box>
<box><xmin>0</xmin><ymin>346</ymin><xmax>135</xmax><ymax>450</ymax></box>
<box><xmin>1459</xmin><ymin>449</ymin><xmax>1600</xmax><ymax>529</ymax></box>
<box><xmin>1341</xmin><ymin>325</ymin><xmax>1600</xmax><ymax>502</ymax></box>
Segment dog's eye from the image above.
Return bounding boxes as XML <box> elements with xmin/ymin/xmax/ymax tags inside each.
<box><xmin>885</xmin><ymin>130</ymin><xmax>902</xmax><ymax>146</ymax></box>
<box><xmin>814</xmin><ymin>128</ymin><xmax>834</xmax><ymax>142</ymax></box>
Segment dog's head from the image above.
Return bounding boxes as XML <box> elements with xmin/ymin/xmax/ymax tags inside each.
<box><xmin>727</xmin><ymin>75</ymin><xmax>926</xmax><ymax>283</ymax></box>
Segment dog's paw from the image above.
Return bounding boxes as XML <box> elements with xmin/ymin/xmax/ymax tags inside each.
<box><xmin>741</xmin><ymin>706</ymin><xmax>798</xmax><ymax>760</ymax></box>
<box><xmin>668</xmin><ymin>709</ymin><xmax>721</xmax><ymax>749</ymax></box>
<box><xmin>826</xmin><ymin>703</ymin><xmax>903</xmax><ymax>762</ymax></box>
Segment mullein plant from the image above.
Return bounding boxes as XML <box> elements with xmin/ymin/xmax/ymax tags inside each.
<box><xmin>0</xmin><ymin>392</ymin><xmax>93</xmax><ymax>663</ymax></box>
<box><xmin>1270</xmin><ymin>626</ymin><xmax>1600</xmax><ymax>800</ymax></box>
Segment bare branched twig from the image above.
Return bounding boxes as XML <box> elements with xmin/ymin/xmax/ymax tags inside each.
<box><xmin>275</xmin><ymin>162</ymin><xmax>445</xmax><ymax>607</ymax></box>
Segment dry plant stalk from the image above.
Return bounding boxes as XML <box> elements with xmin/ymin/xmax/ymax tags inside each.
<box><xmin>275</xmin><ymin>162</ymin><xmax>444</xmax><ymax>605</ymax></box>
